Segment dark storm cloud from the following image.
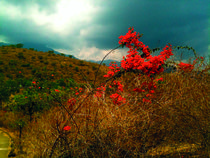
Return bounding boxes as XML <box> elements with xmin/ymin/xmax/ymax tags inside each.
<box><xmin>87</xmin><ymin>0</ymin><xmax>208</xmax><ymax>49</ymax></box>
<box><xmin>0</xmin><ymin>0</ymin><xmax>209</xmax><ymax>65</ymax></box>
<box><xmin>88</xmin><ymin>3</ymin><xmax>208</xmax><ymax>62</ymax></box>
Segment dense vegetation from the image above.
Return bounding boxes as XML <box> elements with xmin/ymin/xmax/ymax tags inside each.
<box><xmin>0</xmin><ymin>44</ymin><xmax>108</xmax><ymax>106</ymax></box>
<box><xmin>0</xmin><ymin>43</ymin><xmax>209</xmax><ymax>157</ymax></box>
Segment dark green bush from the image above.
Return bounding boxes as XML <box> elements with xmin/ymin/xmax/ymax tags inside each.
<box><xmin>51</xmin><ymin>62</ymin><xmax>56</xmax><ymax>67</ymax></box>
<box><xmin>38</xmin><ymin>56</ymin><xmax>43</xmax><ymax>60</ymax></box>
<box><xmin>35</xmin><ymin>72</ymin><xmax>43</xmax><ymax>80</ymax></box>
<box><xmin>92</xmin><ymin>65</ymin><xmax>97</xmax><ymax>70</ymax></box>
<box><xmin>16</xmin><ymin>43</ymin><xmax>24</xmax><ymax>48</ymax></box>
<box><xmin>6</xmin><ymin>74</ymin><xmax>13</xmax><ymax>79</ymax></box>
<box><xmin>57</xmin><ymin>78</ymin><xmax>66</xmax><ymax>87</ymax></box>
<box><xmin>17</xmin><ymin>52</ymin><xmax>25</xmax><ymax>59</ymax></box>
<box><xmin>4</xmin><ymin>66</ymin><xmax>8</xmax><ymax>71</ymax></box>
<box><xmin>2</xmin><ymin>49</ymin><xmax>8</xmax><ymax>54</ymax></box>
<box><xmin>10</xmin><ymin>90</ymin><xmax>51</xmax><ymax>122</ymax></box>
<box><xmin>48</xmin><ymin>50</ymin><xmax>54</xmax><ymax>54</ymax></box>
<box><xmin>67</xmin><ymin>78</ymin><xmax>78</xmax><ymax>87</ymax></box>
<box><xmin>9</xmin><ymin>45</ymin><xmax>16</xmax><ymax>48</ymax></box>
<box><xmin>5</xmin><ymin>79</ymin><xmax>20</xmax><ymax>94</ymax></box>
<box><xmin>0</xmin><ymin>77</ymin><xmax>15</xmax><ymax>106</ymax></box>
<box><xmin>21</xmin><ymin>63</ymin><xmax>30</xmax><ymax>67</ymax></box>
<box><xmin>44</xmin><ymin>61</ymin><xmax>49</xmax><ymax>65</ymax></box>
<box><xmin>9</xmin><ymin>60</ymin><xmax>18</xmax><ymax>66</ymax></box>
<box><xmin>75</xmin><ymin>66</ymin><xmax>79</xmax><ymax>72</ymax></box>
<box><xmin>79</xmin><ymin>60</ymin><xmax>85</xmax><ymax>66</ymax></box>
<box><xmin>31</xmin><ymin>68</ymin><xmax>37</xmax><ymax>75</ymax></box>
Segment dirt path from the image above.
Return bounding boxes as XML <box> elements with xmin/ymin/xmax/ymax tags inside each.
<box><xmin>0</xmin><ymin>127</ymin><xmax>16</xmax><ymax>157</ymax></box>
<box><xmin>0</xmin><ymin>128</ymin><xmax>11</xmax><ymax>157</ymax></box>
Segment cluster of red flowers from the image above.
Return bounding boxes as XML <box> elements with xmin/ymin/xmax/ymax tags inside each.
<box><xmin>102</xmin><ymin>27</ymin><xmax>174</xmax><ymax>104</ymax></box>
<box><xmin>110</xmin><ymin>93</ymin><xmax>126</xmax><ymax>105</ymax></box>
<box><xmin>112</xmin><ymin>81</ymin><xmax>124</xmax><ymax>93</ymax></box>
<box><xmin>178</xmin><ymin>62</ymin><xmax>194</xmax><ymax>72</ymax></box>
<box><xmin>101</xmin><ymin>27</ymin><xmax>202</xmax><ymax>105</ymax></box>
<box><xmin>70</xmin><ymin>87</ymin><xmax>83</xmax><ymax>95</ymax></box>
<box><xmin>104</xmin><ymin>62</ymin><xmax>120</xmax><ymax>78</ymax></box>
<box><xmin>94</xmin><ymin>85</ymin><xmax>106</xmax><ymax>98</ymax></box>
<box><xmin>66</xmin><ymin>98</ymin><xmax>77</xmax><ymax>110</ymax></box>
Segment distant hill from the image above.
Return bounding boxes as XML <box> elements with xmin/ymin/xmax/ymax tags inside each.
<box><xmin>0</xmin><ymin>45</ymin><xmax>108</xmax><ymax>85</ymax></box>
<box><xmin>87</xmin><ymin>59</ymin><xmax>121</xmax><ymax>67</ymax></box>
<box><xmin>0</xmin><ymin>42</ymin><xmax>77</xmax><ymax>59</ymax></box>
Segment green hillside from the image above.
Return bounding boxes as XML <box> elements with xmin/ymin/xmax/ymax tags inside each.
<box><xmin>0</xmin><ymin>45</ymin><xmax>108</xmax><ymax>84</ymax></box>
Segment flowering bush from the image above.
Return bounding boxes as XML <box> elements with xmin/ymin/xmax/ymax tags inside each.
<box><xmin>99</xmin><ymin>27</ymin><xmax>203</xmax><ymax>105</ymax></box>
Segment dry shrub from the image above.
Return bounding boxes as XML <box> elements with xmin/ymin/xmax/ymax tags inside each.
<box><xmin>20</xmin><ymin>69</ymin><xmax>210</xmax><ymax>157</ymax></box>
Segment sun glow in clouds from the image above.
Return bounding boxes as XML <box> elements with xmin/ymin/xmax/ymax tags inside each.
<box><xmin>1</xmin><ymin>0</ymin><xmax>98</xmax><ymax>35</ymax></box>
<box><xmin>49</xmin><ymin>0</ymin><xmax>96</xmax><ymax>34</ymax></box>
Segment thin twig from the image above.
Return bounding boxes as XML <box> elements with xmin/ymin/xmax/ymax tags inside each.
<box><xmin>93</xmin><ymin>45</ymin><xmax>121</xmax><ymax>87</ymax></box>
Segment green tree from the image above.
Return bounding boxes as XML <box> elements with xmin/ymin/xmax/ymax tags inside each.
<box><xmin>16</xmin><ymin>43</ymin><xmax>24</xmax><ymax>48</ymax></box>
<box><xmin>0</xmin><ymin>77</ymin><xmax>11</xmax><ymax>107</ymax></box>
<box><xmin>0</xmin><ymin>75</ymin><xmax>19</xmax><ymax>108</ymax></box>
<box><xmin>60</xmin><ymin>53</ymin><xmax>66</xmax><ymax>56</ymax></box>
<box><xmin>17</xmin><ymin>52</ymin><xmax>25</xmax><ymax>59</ymax></box>
<box><xmin>48</xmin><ymin>50</ymin><xmax>54</xmax><ymax>54</ymax></box>
<box><xmin>75</xmin><ymin>66</ymin><xmax>79</xmax><ymax>72</ymax></box>
<box><xmin>10</xmin><ymin>89</ymin><xmax>50</xmax><ymax>122</ymax></box>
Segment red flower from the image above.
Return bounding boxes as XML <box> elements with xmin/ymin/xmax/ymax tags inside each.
<box><xmin>55</xmin><ymin>89</ymin><xmax>60</xmax><ymax>92</ymax></box>
<box><xmin>178</xmin><ymin>62</ymin><xmax>194</xmax><ymax>72</ymax></box>
<box><xmin>19</xmin><ymin>71</ymin><xmax>21</xmax><ymax>73</ymax></box>
<box><xmin>63</xmin><ymin>126</ymin><xmax>71</xmax><ymax>131</ymax></box>
<box><xmin>133</xmin><ymin>88</ymin><xmax>143</xmax><ymax>93</ymax></box>
<box><xmin>110</xmin><ymin>93</ymin><xmax>126</xmax><ymax>105</ymax></box>
<box><xmin>67</xmin><ymin>98</ymin><xmax>76</xmax><ymax>106</ymax></box>
<box><xmin>67</xmin><ymin>98</ymin><xmax>76</xmax><ymax>110</ymax></box>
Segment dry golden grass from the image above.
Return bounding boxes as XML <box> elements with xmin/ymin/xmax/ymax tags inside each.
<box><xmin>7</xmin><ymin>67</ymin><xmax>208</xmax><ymax>158</ymax></box>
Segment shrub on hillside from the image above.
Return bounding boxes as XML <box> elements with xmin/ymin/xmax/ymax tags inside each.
<box><xmin>16</xmin><ymin>43</ymin><xmax>24</xmax><ymax>48</ymax></box>
<box><xmin>17</xmin><ymin>52</ymin><xmax>25</xmax><ymax>59</ymax></box>
<box><xmin>9</xmin><ymin>60</ymin><xmax>18</xmax><ymax>66</ymax></box>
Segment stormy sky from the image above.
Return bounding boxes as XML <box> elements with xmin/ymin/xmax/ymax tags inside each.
<box><xmin>0</xmin><ymin>0</ymin><xmax>209</xmax><ymax>69</ymax></box>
